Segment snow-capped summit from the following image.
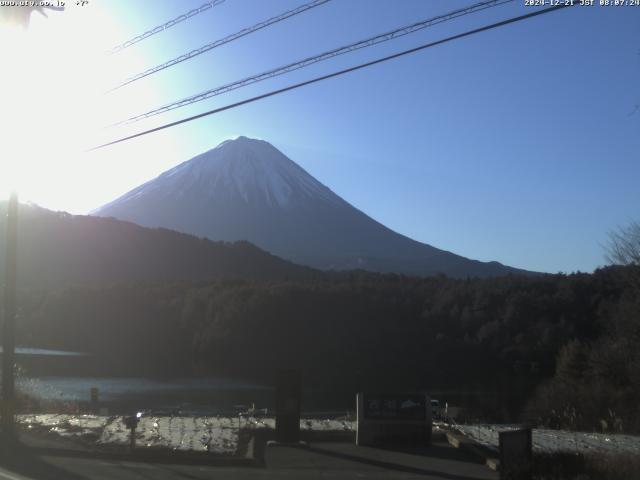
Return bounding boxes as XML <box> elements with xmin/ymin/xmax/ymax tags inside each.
<box><xmin>104</xmin><ymin>136</ymin><xmax>340</xmax><ymax>210</ymax></box>
<box><xmin>93</xmin><ymin>137</ymin><xmax>530</xmax><ymax>277</ymax></box>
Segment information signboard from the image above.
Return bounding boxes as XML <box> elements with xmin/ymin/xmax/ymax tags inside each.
<box><xmin>356</xmin><ymin>392</ymin><xmax>431</xmax><ymax>446</ymax></box>
<box><xmin>363</xmin><ymin>393</ymin><xmax>426</xmax><ymax>421</ymax></box>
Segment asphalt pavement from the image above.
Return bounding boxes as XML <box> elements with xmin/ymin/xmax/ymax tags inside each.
<box><xmin>0</xmin><ymin>431</ymin><xmax>497</xmax><ymax>480</ymax></box>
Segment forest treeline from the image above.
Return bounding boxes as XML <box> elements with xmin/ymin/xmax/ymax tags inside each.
<box><xmin>13</xmin><ymin>265</ymin><xmax>640</xmax><ymax>432</ymax></box>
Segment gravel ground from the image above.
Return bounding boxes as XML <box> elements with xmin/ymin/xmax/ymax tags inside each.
<box><xmin>456</xmin><ymin>424</ymin><xmax>640</xmax><ymax>456</ymax></box>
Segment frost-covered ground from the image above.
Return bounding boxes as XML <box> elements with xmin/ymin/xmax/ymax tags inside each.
<box><xmin>18</xmin><ymin>414</ymin><xmax>355</xmax><ymax>455</ymax></box>
<box><xmin>240</xmin><ymin>416</ymin><xmax>354</xmax><ymax>432</ymax></box>
<box><xmin>19</xmin><ymin>415</ymin><xmax>640</xmax><ymax>457</ymax></box>
<box><xmin>456</xmin><ymin>424</ymin><xmax>640</xmax><ymax>456</ymax></box>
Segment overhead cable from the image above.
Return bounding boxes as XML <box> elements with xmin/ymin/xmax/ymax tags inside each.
<box><xmin>109</xmin><ymin>0</ymin><xmax>225</xmax><ymax>54</ymax></box>
<box><xmin>91</xmin><ymin>3</ymin><xmax>576</xmax><ymax>151</ymax></box>
<box><xmin>112</xmin><ymin>0</ymin><xmax>515</xmax><ymax>126</ymax></box>
<box><xmin>111</xmin><ymin>0</ymin><xmax>333</xmax><ymax>90</ymax></box>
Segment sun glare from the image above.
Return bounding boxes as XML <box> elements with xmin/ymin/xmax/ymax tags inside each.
<box><xmin>0</xmin><ymin>3</ymin><xmax>166</xmax><ymax>212</ymax></box>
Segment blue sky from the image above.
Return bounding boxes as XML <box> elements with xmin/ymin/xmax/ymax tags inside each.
<box><xmin>9</xmin><ymin>0</ymin><xmax>640</xmax><ymax>274</ymax></box>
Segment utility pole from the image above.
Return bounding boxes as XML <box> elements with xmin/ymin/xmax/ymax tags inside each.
<box><xmin>0</xmin><ymin>4</ymin><xmax>63</xmax><ymax>444</ymax></box>
<box><xmin>0</xmin><ymin>8</ymin><xmax>22</xmax><ymax>446</ymax></box>
<box><xmin>2</xmin><ymin>192</ymin><xmax>18</xmax><ymax>442</ymax></box>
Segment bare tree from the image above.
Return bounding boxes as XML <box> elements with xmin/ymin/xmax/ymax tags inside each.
<box><xmin>606</xmin><ymin>221</ymin><xmax>640</xmax><ymax>266</ymax></box>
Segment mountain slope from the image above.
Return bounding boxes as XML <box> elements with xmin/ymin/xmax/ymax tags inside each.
<box><xmin>0</xmin><ymin>202</ymin><xmax>312</xmax><ymax>289</ymax></box>
<box><xmin>94</xmin><ymin>136</ymin><xmax>531</xmax><ymax>277</ymax></box>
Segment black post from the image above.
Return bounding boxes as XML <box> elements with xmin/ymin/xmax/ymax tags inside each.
<box><xmin>90</xmin><ymin>386</ymin><xmax>99</xmax><ymax>413</ymax></box>
<box><xmin>129</xmin><ymin>425</ymin><xmax>136</xmax><ymax>450</ymax></box>
<box><xmin>2</xmin><ymin>192</ymin><xmax>18</xmax><ymax>441</ymax></box>
<box><xmin>275</xmin><ymin>370</ymin><xmax>301</xmax><ymax>443</ymax></box>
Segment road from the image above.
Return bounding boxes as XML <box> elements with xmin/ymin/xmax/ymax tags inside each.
<box><xmin>0</xmin><ymin>433</ymin><xmax>497</xmax><ymax>480</ymax></box>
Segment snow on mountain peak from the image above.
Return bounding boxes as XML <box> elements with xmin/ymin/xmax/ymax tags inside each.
<box><xmin>110</xmin><ymin>137</ymin><xmax>340</xmax><ymax>210</ymax></box>
<box><xmin>92</xmin><ymin>136</ymin><xmax>528</xmax><ymax>278</ymax></box>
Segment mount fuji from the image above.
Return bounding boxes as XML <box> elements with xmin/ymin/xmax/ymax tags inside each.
<box><xmin>93</xmin><ymin>136</ymin><xmax>529</xmax><ymax>277</ymax></box>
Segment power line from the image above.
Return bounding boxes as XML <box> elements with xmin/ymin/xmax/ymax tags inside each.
<box><xmin>112</xmin><ymin>0</ymin><xmax>514</xmax><ymax>126</ymax></box>
<box><xmin>108</xmin><ymin>0</ymin><xmax>225</xmax><ymax>55</ymax></box>
<box><xmin>110</xmin><ymin>0</ymin><xmax>333</xmax><ymax>91</ymax></box>
<box><xmin>91</xmin><ymin>3</ymin><xmax>576</xmax><ymax>152</ymax></box>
